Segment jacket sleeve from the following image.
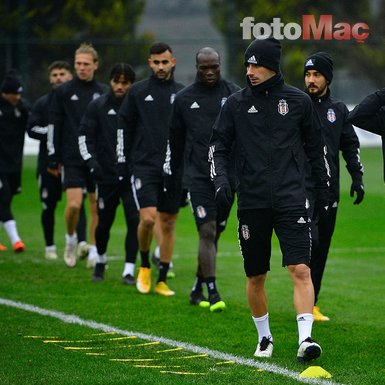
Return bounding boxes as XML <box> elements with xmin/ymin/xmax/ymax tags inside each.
<box><xmin>47</xmin><ymin>90</ymin><xmax>63</xmax><ymax>165</ymax></box>
<box><xmin>302</xmin><ymin>97</ymin><xmax>330</xmax><ymax>201</ymax></box>
<box><xmin>348</xmin><ymin>88</ymin><xmax>385</xmax><ymax>136</ymax></box>
<box><xmin>209</xmin><ymin>99</ymin><xmax>235</xmax><ymax>190</ymax></box>
<box><xmin>78</xmin><ymin>101</ymin><xmax>98</xmax><ymax>164</ymax></box>
<box><xmin>27</xmin><ymin>97</ymin><xmax>48</xmax><ymax>141</ymax></box>
<box><xmin>118</xmin><ymin>90</ymin><xmax>137</xmax><ymax>170</ymax></box>
<box><xmin>340</xmin><ymin>105</ymin><xmax>364</xmax><ymax>179</ymax></box>
<box><xmin>165</xmin><ymin>97</ymin><xmax>186</xmax><ymax>178</ymax></box>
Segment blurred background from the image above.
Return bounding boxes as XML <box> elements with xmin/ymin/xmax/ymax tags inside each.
<box><xmin>1</xmin><ymin>0</ymin><xmax>383</xmax><ymax>149</ymax></box>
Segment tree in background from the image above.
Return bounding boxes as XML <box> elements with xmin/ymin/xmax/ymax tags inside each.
<box><xmin>208</xmin><ymin>1</ymin><xmax>381</xmax><ymax>89</ymax></box>
<box><xmin>0</xmin><ymin>0</ymin><xmax>153</xmax><ymax>101</ymax></box>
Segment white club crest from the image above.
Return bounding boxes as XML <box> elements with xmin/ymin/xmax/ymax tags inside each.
<box><xmin>170</xmin><ymin>93</ymin><xmax>176</xmax><ymax>104</ymax></box>
<box><xmin>196</xmin><ymin>205</ymin><xmax>207</xmax><ymax>219</ymax></box>
<box><xmin>241</xmin><ymin>224</ymin><xmax>250</xmax><ymax>240</ymax></box>
<box><xmin>327</xmin><ymin>108</ymin><xmax>336</xmax><ymax>123</ymax></box>
<box><xmin>278</xmin><ymin>99</ymin><xmax>289</xmax><ymax>116</ymax></box>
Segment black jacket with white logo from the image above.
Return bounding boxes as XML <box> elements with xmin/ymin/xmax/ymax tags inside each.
<box><xmin>210</xmin><ymin>74</ymin><xmax>329</xmax><ymax>210</ymax></box>
<box><xmin>307</xmin><ymin>90</ymin><xmax>363</xmax><ymax>202</ymax></box>
<box><xmin>0</xmin><ymin>96</ymin><xmax>30</xmax><ymax>174</ymax></box>
<box><xmin>118</xmin><ymin>75</ymin><xmax>184</xmax><ymax>177</ymax></box>
<box><xmin>167</xmin><ymin>77</ymin><xmax>240</xmax><ymax>188</ymax></box>
<box><xmin>48</xmin><ymin>76</ymin><xmax>109</xmax><ymax>167</ymax></box>
<box><xmin>348</xmin><ymin>88</ymin><xmax>385</xmax><ymax>182</ymax></box>
<box><xmin>78</xmin><ymin>90</ymin><xmax>126</xmax><ymax>184</ymax></box>
<box><xmin>27</xmin><ymin>92</ymin><xmax>54</xmax><ymax>174</ymax></box>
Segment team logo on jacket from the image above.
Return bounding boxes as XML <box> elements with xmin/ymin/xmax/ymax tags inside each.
<box><xmin>278</xmin><ymin>99</ymin><xmax>289</xmax><ymax>115</ymax></box>
<box><xmin>170</xmin><ymin>93</ymin><xmax>176</xmax><ymax>104</ymax></box>
<box><xmin>221</xmin><ymin>97</ymin><xmax>227</xmax><ymax>107</ymax></box>
<box><xmin>196</xmin><ymin>205</ymin><xmax>207</xmax><ymax>219</ymax></box>
<box><xmin>92</xmin><ymin>92</ymin><xmax>101</xmax><ymax>100</ymax></box>
<box><xmin>327</xmin><ymin>108</ymin><xmax>336</xmax><ymax>123</ymax></box>
<box><xmin>241</xmin><ymin>224</ymin><xmax>250</xmax><ymax>240</ymax></box>
<box><xmin>14</xmin><ymin>108</ymin><xmax>21</xmax><ymax>118</ymax></box>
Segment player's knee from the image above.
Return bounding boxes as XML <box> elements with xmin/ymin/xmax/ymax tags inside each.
<box><xmin>199</xmin><ymin>222</ymin><xmax>216</xmax><ymax>242</ymax></box>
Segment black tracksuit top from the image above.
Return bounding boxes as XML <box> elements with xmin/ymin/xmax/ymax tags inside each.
<box><xmin>210</xmin><ymin>75</ymin><xmax>329</xmax><ymax>210</ymax></box>
<box><xmin>27</xmin><ymin>92</ymin><xmax>53</xmax><ymax>174</ymax></box>
<box><xmin>0</xmin><ymin>96</ymin><xmax>30</xmax><ymax>174</ymax></box>
<box><xmin>308</xmin><ymin>91</ymin><xmax>363</xmax><ymax>202</ymax></box>
<box><xmin>48</xmin><ymin>76</ymin><xmax>109</xmax><ymax>167</ymax></box>
<box><xmin>167</xmin><ymin>77</ymin><xmax>240</xmax><ymax>188</ymax></box>
<box><xmin>118</xmin><ymin>75</ymin><xmax>184</xmax><ymax>177</ymax></box>
<box><xmin>348</xmin><ymin>88</ymin><xmax>385</xmax><ymax>182</ymax></box>
<box><xmin>78</xmin><ymin>90</ymin><xmax>126</xmax><ymax>184</ymax></box>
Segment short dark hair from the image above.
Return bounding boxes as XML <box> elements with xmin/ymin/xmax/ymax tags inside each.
<box><xmin>109</xmin><ymin>63</ymin><xmax>136</xmax><ymax>83</ymax></box>
<box><xmin>149</xmin><ymin>42</ymin><xmax>172</xmax><ymax>55</ymax></box>
<box><xmin>48</xmin><ymin>60</ymin><xmax>71</xmax><ymax>72</ymax></box>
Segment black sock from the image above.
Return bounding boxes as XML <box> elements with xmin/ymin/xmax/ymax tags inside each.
<box><xmin>206</xmin><ymin>277</ymin><xmax>219</xmax><ymax>299</ymax></box>
<box><xmin>158</xmin><ymin>262</ymin><xmax>170</xmax><ymax>283</ymax></box>
<box><xmin>191</xmin><ymin>275</ymin><xmax>205</xmax><ymax>293</ymax></box>
<box><xmin>140</xmin><ymin>250</ymin><xmax>150</xmax><ymax>268</ymax></box>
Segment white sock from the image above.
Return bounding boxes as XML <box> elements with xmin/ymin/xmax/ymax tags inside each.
<box><xmin>65</xmin><ymin>233</ymin><xmax>77</xmax><ymax>246</ymax></box>
<box><xmin>45</xmin><ymin>245</ymin><xmax>56</xmax><ymax>252</ymax></box>
<box><xmin>97</xmin><ymin>253</ymin><xmax>107</xmax><ymax>264</ymax></box>
<box><xmin>4</xmin><ymin>220</ymin><xmax>21</xmax><ymax>244</ymax></box>
<box><xmin>88</xmin><ymin>244</ymin><xmax>97</xmax><ymax>258</ymax></box>
<box><xmin>122</xmin><ymin>262</ymin><xmax>135</xmax><ymax>277</ymax></box>
<box><xmin>297</xmin><ymin>313</ymin><xmax>314</xmax><ymax>345</ymax></box>
<box><xmin>154</xmin><ymin>245</ymin><xmax>160</xmax><ymax>259</ymax></box>
<box><xmin>252</xmin><ymin>313</ymin><xmax>273</xmax><ymax>343</ymax></box>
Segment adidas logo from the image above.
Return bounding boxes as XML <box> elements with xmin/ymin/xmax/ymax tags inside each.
<box><xmin>247</xmin><ymin>55</ymin><xmax>258</xmax><ymax>64</ymax></box>
<box><xmin>70</xmin><ymin>94</ymin><xmax>79</xmax><ymax>101</ymax></box>
<box><xmin>305</xmin><ymin>59</ymin><xmax>314</xmax><ymax>66</ymax></box>
<box><xmin>248</xmin><ymin>105</ymin><xmax>258</xmax><ymax>113</ymax></box>
<box><xmin>144</xmin><ymin>94</ymin><xmax>154</xmax><ymax>101</ymax></box>
<box><xmin>108</xmin><ymin>109</ymin><xmax>117</xmax><ymax>115</ymax></box>
<box><xmin>297</xmin><ymin>316</ymin><xmax>306</xmax><ymax>322</ymax></box>
<box><xmin>297</xmin><ymin>217</ymin><xmax>306</xmax><ymax>224</ymax></box>
<box><xmin>190</xmin><ymin>101</ymin><xmax>200</xmax><ymax>109</ymax></box>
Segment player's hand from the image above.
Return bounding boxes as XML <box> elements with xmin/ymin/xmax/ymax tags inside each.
<box><xmin>350</xmin><ymin>179</ymin><xmax>364</xmax><ymax>205</ymax></box>
<box><xmin>47</xmin><ymin>163</ymin><xmax>61</xmax><ymax>178</ymax></box>
<box><xmin>215</xmin><ymin>183</ymin><xmax>232</xmax><ymax>209</ymax></box>
<box><xmin>164</xmin><ymin>175</ymin><xmax>178</xmax><ymax>199</ymax></box>
<box><xmin>87</xmin><ymin>159</ymin><xmax>103</xmax><ymax>181</ymax></box>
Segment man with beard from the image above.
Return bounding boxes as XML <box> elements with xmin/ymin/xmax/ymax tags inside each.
<box><xmin>79</xmin><ymin>63</ymin><xmax>138</xmax><ymax>283</ymax></box>
<box><xmin>304</xmin><ymin>52</ymin><xmax>364</xmax><ymax>321</ymax></box>
<box><xmin>164</xmin><ymin>47</ymin><xmax>240</xmax><ymax>311</ymax></box>
<box><xmin>119</xmin><ymin>42</ymin><xmax>184</xmax><ymax>296</ymax></box>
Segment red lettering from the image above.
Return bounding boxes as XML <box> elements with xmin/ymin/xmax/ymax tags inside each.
<box><xmin>302</xmin><ymin>15</ymin><xmax>333</xmax><ymax>40</ymax></box>
<box><xmin>352</xmin><ymin>22</ymin><xmax>370</xmax><ymax>43</ymax></box>
<box><xmin>333</xmin><ymin>22</ymin><xmax>351</xmax><ymax>40</ymax></box>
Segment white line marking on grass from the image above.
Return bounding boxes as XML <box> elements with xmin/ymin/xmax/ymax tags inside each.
<box><xmin>1</xmin><ymin>298</ymin><xmax>346</xmax><ymax>385</ymax></box>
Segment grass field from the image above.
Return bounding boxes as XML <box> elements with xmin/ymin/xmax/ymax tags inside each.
<box><xmin>1</xmin><ymin>148</ymin><xmax>384</xmax><ymax>385</ymax></box>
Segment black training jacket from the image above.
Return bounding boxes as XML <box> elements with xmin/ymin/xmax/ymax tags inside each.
<box><xmin>78</xmin><ymin>90</ymin><xmax>126</xmax><ymax>184</ymax></box>
<box><xmin>348</xmin><ymin>88</ymin><xmax>385</xmax><ymax>182</ymax></box>
<box><xmin>210</xmin><ymin>74</ymin><xmax>329</xmax><ymax>210</ymax></box>
<box><xmin>307</xmin><ymin>90</ymin><xmax>363</xmax><ymax>202</ymax></box>
<box><xmin>48</xmin><ymin>76</ymin><xmax>109</xmax><ymax>167</ymax></box>
<box><xmin>0</xmin><ymin>96</ymin><xmax>30</xmax><ymax>174</ymax></box>
<box><xmin>166</xmin><ymin>77</ymin><xmax>240</xmax><ymax>188</ymax></box>
<box><xmin>27</xmin><ymin>92</ymin><xmax>54</xmax><ymax>174</ymax></box>
<box><xmin>118</xmin><ymin>75</ymin><xmax>184</xmax><ymax>177</ymax></box>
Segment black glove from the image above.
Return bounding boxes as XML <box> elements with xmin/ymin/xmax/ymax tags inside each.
<box><xmin>164</xmin><ymin>174</ymin><xmax>178</xmax><ymax>199</ymax></box>
<box><xmin>87</xmin><ymin>159</ymin><xmax>103</xmax><ymax>181</ymax></box>
<box><xmin>215</xmin><ymin>183</ymin><xmax>232</xmax><ymax>209</ymax></box>
<box><xmin>350</xmin><ymin>178</ymin><xmax>364</xmax><ymax>205</ymax></box>
<box><xmin>179</xmin><ymin>188</ymin><xmax>189</xmax><ymax>208</ymax></box>
<box><xmin>312</xmin><ymin>200</ymin><xmax>329</xmax><ymax>222</ymax></box>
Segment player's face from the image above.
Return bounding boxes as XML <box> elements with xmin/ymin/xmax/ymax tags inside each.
<box><xmin>196</xmin><ymin>54</ymin><xmax>220</xmax><ymax>87</ymax></box>
<box><xmin>74</xmin><ymin>53</ymin><xmax>98</xmax><ymax>82</ymax></box>
<box><xmin>49</xmin><ymin>68</ymin><xmax>73</xmax><ymax>89</ymax></box>
<box><xmin>110</xmin><ymin>75</ymin><xmax>132</xmax><ymax>99</ymax></box>
<box><xmin>305</xmin><ymin>70</ymin><xmax>328</xmax><ymax>97</ymax></box>
<box><xmin>1</xmin><ymin>93</ymin><xmax>21</xmax><ymax>106</ymax></box>
<box><xmin>148</xmin><ymin>51</ymin><xmax>176</xmax><ymax>80</ymax></box>
<box><xmin>246</xmin><ymin>64</ymin><xmax>276</xmax><ymax>86</ymax></box>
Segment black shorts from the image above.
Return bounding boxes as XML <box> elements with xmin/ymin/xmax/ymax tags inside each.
<box><xmin>38</xmin><ymin>172</ymin><xmax>62</xmax><ymax>204</ymax></box>
<box><xmin>0</xmin><ymin>172</ymin><xmax>21</xmax><ymax>196</ymax></box>
<box><xmin>189</xmin><ymin>182</ymin><xmax>233</xmax><ymax>230</ymax></box>
<box><xmin>131</xmin><ymin>173</ymin><xmax>181</xmax><ymax>214</ymax></box>
<box><xmin>237</xmin><ymin>206</ymin><xmax>312</xmax><ymax>277</ymax></box>
<box><xmin>62</xmin><ymin>165</ymin><xmax>95</xmax><ymax>193</ymax></box>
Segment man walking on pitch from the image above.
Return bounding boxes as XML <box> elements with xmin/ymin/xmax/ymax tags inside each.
<box><xmin>210</xmin><ymin>38</ymin><xmax>328</xmax><ymax>361</ymax></box>
<box><xmin>304</xmin><ymin>52</ymin><xmax>364</xmax><ymax>321</ymax></box>
<box><xmin>119</xmin><ymin>42</ymin><xmax>184</xmax><ymax>296</ymax></box>
<box><xmin>165</xmin><ymin>47</ymin><xmax>239</xmax><ymax>311</ymax></box>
